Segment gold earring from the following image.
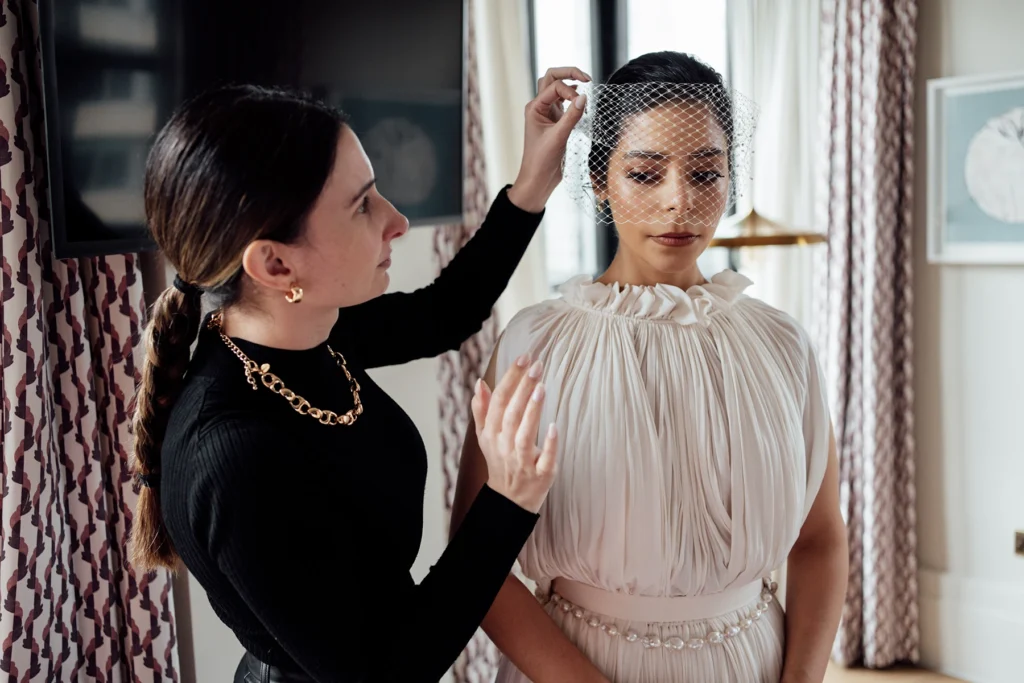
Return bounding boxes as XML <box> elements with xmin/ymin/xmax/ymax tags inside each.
<box><xmin>285</xmin><ymin>284</ymin><xmax>303</xmax><ymax>304</ymax></box>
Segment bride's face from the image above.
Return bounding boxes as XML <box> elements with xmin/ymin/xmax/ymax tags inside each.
<box><xmin>596</xmin><ymin>101</ymin><xmax>729</xmax><ymax>275</ymax></box>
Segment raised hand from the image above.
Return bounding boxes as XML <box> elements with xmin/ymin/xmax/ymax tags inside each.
<box><xmin>507</xmin><ymin>66</ymin><xmax>592</xmax><ymax>213</ymax></box>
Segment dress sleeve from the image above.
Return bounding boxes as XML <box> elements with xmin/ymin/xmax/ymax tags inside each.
<box><xmin>195</xmin><ymin>421</ymin><xmax>538</xmax><ymax>682</ymax></box>
<box><xmin>801</xmin><ymin>339</ymin><xmax>832</xmax><ymax>523</ymax></box>
<box><xmin>330</xmin><ymin>187</ymin><xmax>544</xmax><ymax>369</ymax></box>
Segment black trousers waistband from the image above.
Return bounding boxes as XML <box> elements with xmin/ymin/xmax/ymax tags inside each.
<box><xmin>233</xmin><ymin>652</ymin><xmax>316</xmax><ymax>683</ymax></box>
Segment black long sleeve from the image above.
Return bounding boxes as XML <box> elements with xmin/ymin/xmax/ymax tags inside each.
<box><xmin>198</xmin><ymin>422</ymin><xmax>533</xmax><ymax>682</ymax></box>
<box><xmin>161</xmin><ymin>311</ymin><xmax>539</xmax><ymax>681</ymax></box>
<box><xmin>331</xmin><ymin>186</ymin><xmax>544</xmax><ymax>368</ymax></box>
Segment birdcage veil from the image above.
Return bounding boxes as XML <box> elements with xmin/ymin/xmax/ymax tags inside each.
<box><xmin>562</xmin><ymin>81</ymin><xmax>759</xmax><ymax>227</ymax></box>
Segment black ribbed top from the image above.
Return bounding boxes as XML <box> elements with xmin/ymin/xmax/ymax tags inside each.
<box><xmin>160</xmin><ymin>188</ymin><xmax>543</xmax><ymax>682</ymax></box>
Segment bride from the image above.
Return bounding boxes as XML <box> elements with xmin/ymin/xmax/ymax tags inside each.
<box><xmin>451</xmin><ymin>51</ymin><xmax>848</xmax><ymax>683</ymax></box>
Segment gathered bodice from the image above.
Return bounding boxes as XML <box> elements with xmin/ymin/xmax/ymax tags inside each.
<box><xmin>496</xmin><ymin>272</ymin><xmax>831</xmax><ymax>600</ymax></box>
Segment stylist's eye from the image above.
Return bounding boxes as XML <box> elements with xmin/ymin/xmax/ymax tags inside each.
<box><xmin>357</xmin><ymin>195</ymin><xmax>371</xmax><ymax>214</ymax></box>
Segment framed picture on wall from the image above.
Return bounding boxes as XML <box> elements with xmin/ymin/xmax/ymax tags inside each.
<box><xmin>927</xmin><ymin>71</ymin><xmax>1024</xmax><ymax>264</ymax></box>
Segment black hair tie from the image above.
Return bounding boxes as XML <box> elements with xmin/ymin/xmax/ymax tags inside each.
<box><xmin>136</xmin><ymin>472</ymin><xmax>161</xmax><ymax>489</ymax></box>
<box><xmin>172</xmin><ymin>275</ymin><xmax>203</xmax><ymax>300</ymax></box>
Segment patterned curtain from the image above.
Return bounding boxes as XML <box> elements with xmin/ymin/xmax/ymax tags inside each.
<box><xmin>0</xmin><ymin>2</ymin><xmax>178</xmax><ymax>681</ymax></box>
<box><xmin>434</xmin><ymin>0</ymin><xmax>502</xmax><ymax>680</ymax></box>
<box><xmin>815</xmin><ymin>0</ymin><xmax>919</xmax><ymax>669</ymax></box>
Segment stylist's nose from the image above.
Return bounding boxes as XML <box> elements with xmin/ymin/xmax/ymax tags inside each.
<box><xmin>384</xmin><ymin>202</ymin><xmax>410</xmax><ymax>242</ymax></box>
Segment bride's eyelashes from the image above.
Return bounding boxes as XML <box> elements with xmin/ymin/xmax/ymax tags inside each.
<box><xmin>626</xmin><ymin>169</ymin><xmax>661</xmax><ymax>184</ymax></box>
<box><xmin>624</xmin><ymin>168</ymin><xmax>726</xmax><ymax>186</ymax></box>
<box><xmin>691</xmin><ymin>170</ymin><xmax>725</xmax><ymax>185</ymax></box>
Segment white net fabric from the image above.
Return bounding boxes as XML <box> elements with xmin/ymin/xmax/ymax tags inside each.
<box><xmin>563</xmin><ymin>82</ymin><xmax>759</xmax><ymax>228</ymax></box>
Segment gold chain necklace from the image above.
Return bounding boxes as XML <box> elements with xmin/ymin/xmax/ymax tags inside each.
<box><xmin>208</xmin><ymin>311</ymin><xmax>363</xmax><ymax>426</ymax></box>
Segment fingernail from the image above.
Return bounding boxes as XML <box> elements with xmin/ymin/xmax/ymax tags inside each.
<box><xmin>516</xmin><ymin>354</ymin><xmax>530</xmax><ymax>368</ymax></box>
<box><xmin>528</xmin><ymin>360</ymin><xmax>544</xmax><ymax>379</ymax></box>
<box><xmin>547</xmin><ymin>423</ymin><xmax>558</xmax><ymax>439</ymax></box>
<box><xmin>475</xmin><ymin>377</ymin><xmax>483</xmax><ymax>393</ymax></box>
<box><xmin>531</xmin><ymin>384</ymin><xmax>545</xmax><ymax>402</ymax></box>
<box><xmin>574</xmin><ymin>94</ymin><xmax>586</xmax><ymax>109</ymax></box>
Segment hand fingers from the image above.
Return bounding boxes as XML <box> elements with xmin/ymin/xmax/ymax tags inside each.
<box><xmin>471</xmin><ymin>378</ymin><xmax>490</xmax><ymax>436</ymax></box>
<box><xmin>484</xmin><ymin>355</ymin><xmax>530</xmax><ymax>436</ymax></box>
<box><xmin>546</xmin><ymin>84</ymin><xmax>578</xmax><ymax>123</ymax></box>
<box><xmin>513</xmin><ymin>379</ymin><xmax>546</xmax><ymax>456</ymax></box>
<box><xmin>531</xmin><ymin>81</ymin><xmax>582</xmax><ymax>120</ymax></box>
<box><xmin>536</xmin><ymin>423</ymin><xmax>558</xmax><ymax>475</ymax></box>
<box><xmin>502</xmin><ymin>360</ymin><xmax>543</xmax><ymax>441</ymax></box>
<box><xmin>555</xmin><ymin>92</ymin><xmax>587</xmax><ymax>133</ymax></box>
<box><xmin>537</xmin><ymin>66</ymin><xmax>593</xmax><ymax>93</ymax></box>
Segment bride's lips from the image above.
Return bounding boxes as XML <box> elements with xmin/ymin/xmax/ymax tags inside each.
<box><xmin>650</xmin><ymin>233</ymin><xmax>700</xmax><ymax>247</ymax></box>
<box><xmin>378</xmin><ymin>255</ymin><xmax>392</xmax><ymax>268</ymax></box>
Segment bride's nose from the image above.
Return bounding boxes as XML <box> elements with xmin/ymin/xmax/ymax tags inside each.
<box><xmin>660</xmin><ymin>168</ymin><xmax>695</xmax><ymax>214</ymax></box>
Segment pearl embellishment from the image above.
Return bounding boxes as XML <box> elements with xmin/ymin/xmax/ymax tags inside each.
<box><xmin>544</xmin><ymin>578</ymin><xmax>776</xmax><ymax>654</ymax></box>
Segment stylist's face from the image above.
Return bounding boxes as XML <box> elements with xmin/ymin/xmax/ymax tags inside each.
<box><xmin>296</xmin><ymin>126</ymin><xmax>409</xmax><ymax>308</ymax></box>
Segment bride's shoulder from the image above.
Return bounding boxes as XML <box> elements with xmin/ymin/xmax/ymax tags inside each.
<box><xmin>494</xmin><ymin>297</ymin><xmax>572</xmax><ymax>373</ymax></box>
<box><xmin>496</xmin><ymin>279</ymin><xmax>592</xmax><ymax>360</ymax></box>
<box><xmin>503</xmin><ymin>275</ymin><xmax>596</xmax><ymax>328</ymax></box>
<box><xmin>503</xmin><ymin>296</ymin><xmax>571</xmax><ymax>334</ymax></box>
<box><xmin>733</xmin><ymin>295</ymin><xmax>815</xmax><ymax>354</ymax></box>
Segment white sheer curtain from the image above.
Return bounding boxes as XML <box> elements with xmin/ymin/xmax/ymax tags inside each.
<box><xmin>728</xmin><ymin>0</ymin><xmax>823</xmax><ymax>607</ymax></box>
<box><xmin>627</xmin><ymin>0</ymin><xmax>728</xmax><ymax>72</ymax></box>
<box><xmin>729</xmin><ymin>0</ymin><xmax>822</xmax><ymax>326</ymax></box>
<box><xmin>475</xmin><ymin>0</ymin><xmax>550</xmax><ymax>326</ymax></box>
<box><xmin>533</xmin><ymin>0</ymin><xmax>598</xmax><ymax>292</ymax></box>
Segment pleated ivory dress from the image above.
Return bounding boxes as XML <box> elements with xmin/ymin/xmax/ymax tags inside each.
<box><xmin>493</xmin><ymin>272</ymin><xmax>831</xmax><ymax>683</ymax></box>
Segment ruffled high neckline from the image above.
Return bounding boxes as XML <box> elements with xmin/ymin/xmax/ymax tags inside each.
<box><xmin>558</xmin><ymin>270</ymin><xmax>753</xmax><ymax>326</ymax></box>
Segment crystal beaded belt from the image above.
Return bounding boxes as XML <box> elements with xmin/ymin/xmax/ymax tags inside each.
<box><xmin>542</xmin><ymin>577</ymin><xmax>777</xmax><ymax>652</ymax></box>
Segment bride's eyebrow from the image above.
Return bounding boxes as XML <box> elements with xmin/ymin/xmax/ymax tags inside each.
<box><xmin>622</xmin><ymin>150</ymin><xmax>669</xmax><ymax>161</ymax></box>
<box><xmin>622</xmin><ymin>148</ymin><xmax>725</xmax><ymax>161</ymax></box>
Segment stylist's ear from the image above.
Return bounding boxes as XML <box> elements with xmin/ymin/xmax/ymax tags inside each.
<box><xmin>241</xmin><ymin>240</ymin><xmax>296</xmax><ymax>297</ymax></box>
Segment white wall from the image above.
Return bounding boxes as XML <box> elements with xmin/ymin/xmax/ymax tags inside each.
<box><xmin>177</xmin><ymin>227</ymin><xmax>455</xmax><ymax>682</ymax></box>
<box><xmin>914</xmin><ymin>2</ymin><xmax>1024</xmax><ymax>682</ymax></box>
